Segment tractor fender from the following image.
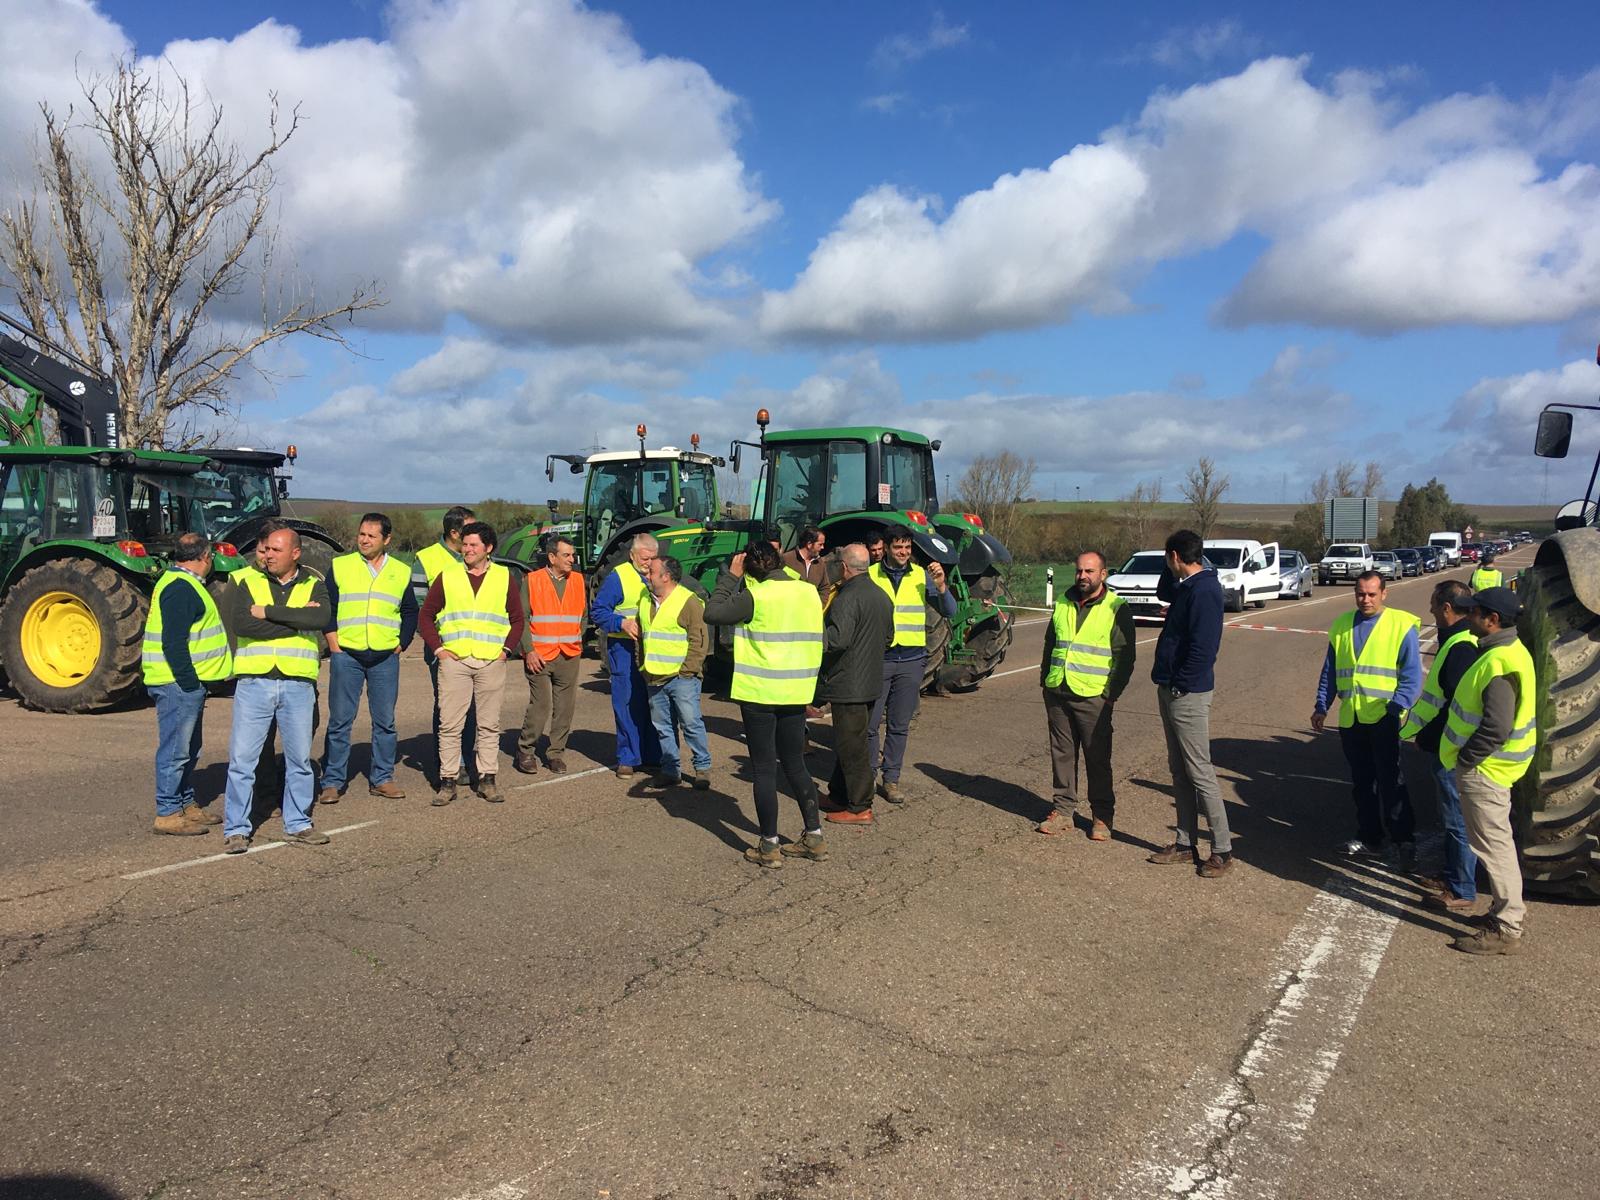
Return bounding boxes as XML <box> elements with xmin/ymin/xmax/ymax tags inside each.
<box><xmin>1534</xmin><ymin>527</ymin><xmax>1600</xmax><ymax>614</ymax></box>
<box><xmin>841</xmin><ymin>517</ymin><xmax>959</xmax><ymax>567</ymax></box>
<box><xmin>956</xmin><ymin>531</ymin><xmax>1013</xmax><ymax>577</ymax></box>
<box><xmin>1</xmin><ymin>540</ymin><xmax>157</xmax><ymax>593</ymax></box>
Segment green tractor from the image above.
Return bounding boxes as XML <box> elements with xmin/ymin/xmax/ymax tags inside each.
<box><xmin>1517</xmin><ymin>358</ymin><xmax>1600</xmax><ymax>898</ymax></box>
<box><xmin>195</xmin><ymin>445</ymin><xmax>342</xmax><ymax>580</ymax></box>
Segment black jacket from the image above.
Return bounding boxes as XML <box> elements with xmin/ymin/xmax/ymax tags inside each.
<box><xmin>1152</xmin><ymin>567</ymin><xmax>1223</xmax><ymax>693</ymax></box>
<box><xmin>819</xmin><ymin>572</ymin><xmax>894</xmax><ymax>703</ymax></box>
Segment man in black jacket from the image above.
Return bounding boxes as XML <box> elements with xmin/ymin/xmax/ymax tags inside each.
<box><xmin>818</xmin><ymin>544</ymin><xmax>894</xmax><ymax>826</ymax></box>
<box><xmin>1149</xmin><ymin>529</ymin><xmax>1233</xmax><ymax>877</ymax></box>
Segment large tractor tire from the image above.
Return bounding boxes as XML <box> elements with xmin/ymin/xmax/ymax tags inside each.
<box><xmin>0</xmin><ymin>558</ymin><xmax>148</xmax><ymax>712</ymax></box>
<box><xmin>930</xmin><ymin>571</ymin><xmax>1016</xmax><ymax>692</ymax></box>
<box><xmin>1515</xmin><ymin>540</ymin><xmax>1600</xmax><ymax>899</ymax></box>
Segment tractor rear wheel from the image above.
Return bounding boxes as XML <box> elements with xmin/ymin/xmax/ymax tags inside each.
<box><xmin>1515</xmin><ymin>554</ymin><xmax>1600</xmax><ymax>899</ymax></box>
<box><xmin>930</xmin><ymin>571</ymin><xmax>1016</xmax><ymax>692</ymax></box>
<box><xmin>0</xmin><ymin>558</ymin><xmax>147</xmax><ymax>712</ymax></box>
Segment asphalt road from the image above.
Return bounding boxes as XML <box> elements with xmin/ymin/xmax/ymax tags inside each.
<box><xmin>5</xmin><ymin>543</ymin><xmax>1598</xmax><ymax>1200</ymax></box>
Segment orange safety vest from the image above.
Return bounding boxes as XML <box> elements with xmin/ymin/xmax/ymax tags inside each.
<box><xmin>526</xmin><ymin>569</ymin><xmax>586</xmax><ymax>661</ymax></box>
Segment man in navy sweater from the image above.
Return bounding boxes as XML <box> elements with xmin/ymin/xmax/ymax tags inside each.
<box><xmin>1148</xmin><ymin>529</ymin><xmax>1233</xmax><ymax>877</ymax></box>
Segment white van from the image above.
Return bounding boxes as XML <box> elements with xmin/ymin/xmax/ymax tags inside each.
<box><xmin>1204</xmin><ymin>538</ymin><xmax>1281</xmax><ymax>613</ymax></box>
<box><xmin>1427</xmin><ymin>531</ymin><xmax>1463</xmax><ymax>565</ymax></box>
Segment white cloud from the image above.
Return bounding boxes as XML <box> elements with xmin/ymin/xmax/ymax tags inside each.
<box><xmin>0</xmin><ymin>0</ymin><xmax>777</xmax><ymax>346</ymax></box>
<box><xmin>763</xmin><ymin>57</ymin><xmax>1600</xmax><ymax>341</ymax></box>
<box><xmin>872</xmin><ymin>12</ymin><xmax>970</xmax><ymax>72</ymax></box>
<box><xmin>1128</xmin><ymin>18</ymin><xmax>1263</xmax><ymax>69</ymax></box>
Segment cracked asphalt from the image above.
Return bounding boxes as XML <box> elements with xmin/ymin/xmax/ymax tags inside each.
<box><xmin>5</xmin><ymin>550</ymin><xmax>1600</xmax><ymax>1199</ymax></box>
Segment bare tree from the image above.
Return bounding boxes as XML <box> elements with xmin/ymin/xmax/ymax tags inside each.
<box><xmin>1124</xmin><ymin>476</ymin><xmax>1164</xmax><ymax>549</ymax></box>
<box><xmin>957</xmin><ymin>450</ymin><xmax>1036</xmax><ymax>549</ymax></box>
<box><xmin>1360</xmin><ymin>460</ymin><xmax>1385</xmax><ymax>500</ymax></box>
<box><xmin>1181</xmin><ymin>456</ymin><xmax>1229</xmax><ymax>538</ymax></box>
<box><xmin>0</xmin><ymin>62</ymin><xmax>383</xmax><ymax>448</ymax></box>
<box><xmin>1310</xmin><ymin>459</ymin><xmax>1384</xmax><ymax>503</ymax></box>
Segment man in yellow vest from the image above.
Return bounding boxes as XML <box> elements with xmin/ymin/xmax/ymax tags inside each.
<box><xmin>590</xmin><ymin>532</ymin><xmax>662</xmax><ymax>777</ymax></box>
<box><xmin>221</xmin><ymin>527</ymin><xmax>334</xmax><ymax>853</ymax></box>
<box><xmin>419</xmin><ymin>521</ymin><xmax>525</xmax><ymax>805</ymax></box>
<box><xmin>319</xmin><ymin>513</ymin><xmax>417</xmax><ymax>805</ymax></box>
<box><xmin>1312</xmin><ymin>571</ymin><xmax>1423</xmax><ymax>863</ymax></box>
<box><xmin>705</xmin><ymin>539</ymin><xmax>827</xmax><ymax>868</ymax></box>
<box><xmin>1038</xmin><ymin>550</ymin><xmax>1136</xmax><ymax>842</ymax></box>
<box><xmin>1399</xmin><ymin>579</ymin><xmax>1483</xmax><ymax>912</ymax></box>
<box><xmin>866</xmin><ymin>528</ymin><xmax>956</xmax><ymax>804</ymax></box>
<box><xmin>1443</xmin><ymin>587</ymin><xmax>1536</xmax><ymax>955</ymax></box>
<box><xmin>143</xmin><ymin>532</ymin><xmax>231</xmax><ymax>836</ymax></box>
<box><xmin>641</xmin><ymin>555</ymin><xmax>711</xmax><ymax>788</ymax></box>
<box><xmin>516</xmin><ymin>533</ymin><xmax>586</xmax><ymax>775</ymax></box>
<box><xmin>1469</xmin><ymin>553</ymin><xmax>1503</xmax><ymax>592</ymax></box>
<box><xmin>415</xmin><ymin>506</ymin><xmax>477</xmax><ymax>784</ymax></box>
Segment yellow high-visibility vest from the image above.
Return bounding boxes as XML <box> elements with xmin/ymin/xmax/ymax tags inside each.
<box><xmin>1470</xmin><ymin>567</ymin><xmax>1504</xmax><ymax>591</ymax></box>
<box><xmin>1400</xmin><ymin>627</ymin><xmax>1478</xmax><ymax>740</ymax></box>
<box><xmin>437</xmin><ymin>563</ymin><xmax>512</xmax><ymax>661</ymax></box>
<box><xmin>234</xmin><ymin>572</ymin><xmax>320</xmax><ymax>680</ymax></box>
<box><xmin>731</xmin><ymin>577</ymin><xmax>823</xmax><ymax>705</ymax></box>
<box><xmin>868</xmin><ymin>562</ymin><xmax>927</xmax><ymax>649</ymax></box>
<box><xmin>142</xmin><ymin>569</ymin><xmax>232</xmax><ymax>685</ymax></box>
<box><xmin>331</xmin><ymin>552</ymin><xmax>410</xmax><ymax>652</ymax></box>
<box><xmin>1440</xmin><ymin>639</ymin><xmax>1538</xmax><ymax>785</ymax></box>
<box><xmin>415</xmin><ymin>541</ymin><xmax>460</xmax><ymax>586</ymax></box>
<box><xmin>1328</xmin><ymin>607</ymin><xmax>1420</xmax><ymax>728</ymax></box>
<box><xmin>1044</xmin><ymin>591</ymin><xmax>1125</xmax><ymax>697</ymax></box>
<box><xmin>607</xmin><ymin>561</ymin><xmax>647</xmax><ymax>641</ymax></box>
<box><xmin>641</xmin><ymin>586</ymin><xmax>693</xmax><ymax>675</ymax></box>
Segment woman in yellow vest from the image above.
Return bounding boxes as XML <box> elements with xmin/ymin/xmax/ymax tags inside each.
<box><xmin>704</xmin><ymin>539</ymin><xmax>827</xmax><ymax>868</ymax></box>
<box><xmin>1441</xmin><ymin>587</ymin><xmax>1537</xmax><ymax>956</ymax></box>
<box><xmin>142</xmin><ymin>532</ymin><xmax>231</xmax><ymax>836</ymax></box>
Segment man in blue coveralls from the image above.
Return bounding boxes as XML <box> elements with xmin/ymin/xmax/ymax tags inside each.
<box><xmin>590</xmin><ymin>532</ymin><xmax>662</xmax><ymax>777</ymax></box>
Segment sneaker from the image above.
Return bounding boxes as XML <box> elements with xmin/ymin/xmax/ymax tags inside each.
<box><xmin>780</xmin><ymin>831</ymin><xmax>830</xmax><ymax>860</ymax></box>
<box><xmin>1148</xmin><ymin>842</ymin><xmax>1197</xmax><ymax>865</ymax></box>
<box><xmin>1037</xmin><ymin>809</ymin><xmax>1074</xmax><ymax>836</ymax></box>
<box><xmin>546</xmin><ymin>754</ymin><xmax>569</xmax><ymax>774</ymax></box>
<box><xmin>1088</xmin><ymin>819</ymin><xmax>1112</xmax><ymax>843</ymax></box>
<box><xmin>1341</xmin><ymin>839</ymin><xmax>1384</xmax><ymax>859</ymax></box>
<box><xmin>222</xmin><ymin>834</ymin><xmax>250</xmax><ymax>854</ymax></box>
<box><xmin>743</xmin><ymin>841</ymin><xmax>783</xmax><ymax>869</ymax></box>
<box><xmin>514</xmin><ymin>751</ymin><xmax>539</xmax><ymax>775</ymax></box>
<box><xmin>691</xmin><ymin>775</ymin><xmax>710</xmax><ymax>791</ymax></box>
<box><xmin>880</xmin><ymin>780</ymin><xmax>905</xmax><ymax>805</ymax></box>
<box><xmin>825</xmin><ymin>809</ymin><xmax>874</xmax><ymax>826</ymax></box>
<box><xmin>477</xmin><ymin>774</ymin><xmax>503</xmax><ymax>803</ymax></box>
<box><xmin>1198</xmin><ymin>853</ymin><xmax>1233</xmax><ymax>878</ymax></box>
<box><xmin>368</xmin><ymin>781</ymin><xmax>406</xmax><ymax>799</ymax></box>
<box><xmin>283</xmin><ymin>827</ymin><xmax>331</xmax><ymax>847</ymax></box>
<box><xmin>180</xmin><ymin>803</ymin><xmax>223</xmax><ymax>826</ymax></box>
<box><xmin>432</xmin><ymin>783</ymin><xmax>456</xmax><ymax>808</ymax></box>
<box><xmin>1451</xmin><ymin>922</ymin><xmax>1525</xmax><ymax>956</ymax></box>
<box><xmin>316</xmin><ymin>786</ymin><xmax>341</xmax><ymax>806</ymax></box>
<box><xmin>616</xmin><ymin>764</ymin><xmax>636</xmax><ymax>779</ymax></box>
<box><xmin>153</xmin><ymin>812</ymin><xmax>208</xmax><ymax>837</ymax></box>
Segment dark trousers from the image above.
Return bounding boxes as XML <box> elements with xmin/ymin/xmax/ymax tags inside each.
<box><xmin>1339</xmin><ymin>712</ymin><xmax>1415</xmax><ymax>846</ymax></box>
<box><xmin>868</xmin><ymin>655</ymin><xmax>924</xmax><ymax>782</ymax></box>
<box><xmin>740</xmin><ymin>702</ymin><xmax>820</xmax><ymax>840</ymax></box>
<box><xmin>426</xmin><ymin>644</ymin><xmax>475</xmax><ymax>778</ymax></box>
<box><xmin>827</xmin><ymin>701</ymin><xmax>875</xmax><ymax>813</ymax></box>
<box><xmin>1043</xmin><ymin>689</ymin><xmax>1116</xmax><ymax>824</ymax></box>
<box><xmin>518</xmin><ymin>652</ymin><xmax>581</xmax><ymax>756</ymax></box>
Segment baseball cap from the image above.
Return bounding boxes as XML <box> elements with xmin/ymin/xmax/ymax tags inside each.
<box><xmin>1470</xmin><ymin>586</ymin><xmax>1521</xmax><ymax>622</ymax></box>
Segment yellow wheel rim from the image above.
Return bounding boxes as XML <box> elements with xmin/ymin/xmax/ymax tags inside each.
<box><xmin>20</xmin><ymin>590</ymin><xmax>102</xmax><ymax>689</ymax></box>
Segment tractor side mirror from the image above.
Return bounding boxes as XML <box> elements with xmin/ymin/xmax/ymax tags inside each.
<box><xmin>730</xmin><ymin>443</ymin><xmax>742</xmax><ymax>474</ymax></box>
<box><xmin>277</xmin><ymin>478</ymin><xmax>289</xmax><ymax>499</ymax></box>
<box><xmin>547</xmin><ymin>498</ymin><xmax>559</xmax><ymax>517</ymax></box>
<box><xmin>546</xmin><ymin>460</ymin><xmax>556</xmax><ymax>483</ymax></box>
<box><xmin>1535</xmin><ymin>410</ymin><xmax>1573</xmax><ymax>459</ymax></box>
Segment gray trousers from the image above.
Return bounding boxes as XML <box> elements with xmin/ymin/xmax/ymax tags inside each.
<box><xmin>1157</xmin><ymin>688</ymin><xmax>1231</xmax><ymax>854</ymax></box>
<box><xmin>868</xmin><ymin>655</ymin><xmax>924</xmax><ymax>783</ymax></box>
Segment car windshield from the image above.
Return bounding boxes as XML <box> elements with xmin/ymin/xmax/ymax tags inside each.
<box><xmin>1429</xmin><ymin>538</ymin><xmax>1455</xmax><ymax>548</ymax></box>
<box><xmin>1328</xmin><ymin>544</ymin><xmax>1362</xmax><ymax>556</ymax></box>
<box><xmin>1205</xmin><ymin>547</ymin><xmax>1243</xmax><ymax>569</ymax></box>
<box><xmin>1119</xmin><ymin>552</ymin><xmax>1167</xmax><ymax>575</ymax></box>
<box><xmin>1374</xmin><ymin>552</ymin><xmax>1395</xmax><ymax>561</ymax></box>
<box><xmin>1280</xmin><ymin>553</ymin><xmax>1301</xmax><ymax>568</ymax></box>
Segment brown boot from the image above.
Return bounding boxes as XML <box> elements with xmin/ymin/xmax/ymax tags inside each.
<box><xmin>1148</xmin><ymin>841</ymin><xmax>1197</xmax><ymax>865</ymax></box>
<box><xmin>153</xmin><ymin>812</ymin><xmax>208</xmax><ymax>836</ymax></box>
<box><xmin>316</xmin><ymin>786</ymin><xmax>341</xmax><ymax>806</ymax></box>
<box><xmin>181</xmin><ymin>803</ymin><xmax>223</xmax><ymax>826</ymax></box>
<box><xmin>514</xmin><ymin>751</ymin><xmax>539</xmax><ymax>775</ymax></box>
<box><xmin>545</xmin><ymin>753</ymin><xmax>569</xmax><ymax>774</ymax></box>
<box><xmin>477</xmin><ymin>774</ymin><xmax>503</xmax><ymax>803</ymax></box>
<box><xmin>368</xmin><ymin>781</ymin><xmax>406</xmax><ymax>799</ymax></box>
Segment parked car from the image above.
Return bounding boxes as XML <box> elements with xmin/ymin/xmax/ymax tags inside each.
<box><xmin>1108</xmin><ymin>549</ymin><xmax>1221</xmax><ymax>621</ymax></box>
<box><xmin>1418</xmin><ymin>545</ymin><xmax>1444</xmax><ymax>572</ymax></box>
<box><xmin>1318</xmin><ymin>542</ymin><xmax>1374</xmax><ymax>586</ymax></box>
<box><xmin>1278</xmin><ymin>549</ymin><xmax>1315</xmax><ymax>598</ymax></box>
<box><xmin>1372</xmin><ymin>550</ymin><xmax>1401</xmax><ymax>581</ymax></box>
<box><xmin>1204</xmin><ymin>538</ymin><xmax>1281</xmax><ymax>612</ymax></box>
<box><xmin>1461</xmin><ymin>542</ymin><xmax>1483</xmax><ymax>562</ymax></box>
<box><xmin>1393</xmin><ymin>547</ymin><xmax>1422</xmax><ymax>576</ymax></box>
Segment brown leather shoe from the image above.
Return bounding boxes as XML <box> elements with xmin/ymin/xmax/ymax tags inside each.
<box><xmin>316</xmin><ymin>786</ymin><xmax>341</xmax><ymax>806</ymax></box>
<box><xmin>181</xmin><ymin>803</ymin><xmax>223</xmax><ymax>826</ymax></box>
<box><xmin>545</xmin><ymin>753</ymin><xmax>569</xmax><ymax>774</ymax></box>
<box><xmin>513</xmin><ymin>751</ymin><xmax>539</xmax><ymax>775</ymax></box>
<box><xmin>1424</xmin><ymin>890</ymin><xmax>1481</xmax><ymax>913</ymax></box>
<box><xmin>368</xmin><ymin>781</ymin><xmax>406</xmax><ymax>799</ymax></box>
<box><xmin>153</xmin><ymin>812</ymin><xmax>208</xmax><ymax>836</ymax></box>
<box><xmin>1148</xmin><ymin>842</ymin><xmax>1197</xmax><ymax>865</ymax></box>
<box><xmin>1088</xmin><ymin>819</ymin><xmax>1112</xmax><ymax>842</ymax></box>
<box><xmin>1198</xmin><ymin>853</ymin><xmax>1234</xmax><ymax>878</ymax></box>
<box><xmin>825</xmin><ymin>809</ymin><xmax>874</xmax><ymax>826</ymax></box>
<box><xmin>616</xmin><ymin>764</ymin><xmax>635</xmax><ymax>779</ymax></box>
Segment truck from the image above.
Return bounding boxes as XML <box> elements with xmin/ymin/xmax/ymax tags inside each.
<box><xmin>1517</xmin><ymin>355</ymin><xmax>1600</xmax><ymax>898</ymax></box>
<box><xmin>1317</xmin><ymin>541</ymin><xmax>1374</xmax><ymax>586</ymax></box>
<box><xmin>1426</xmin><ymin>531</ymin><xmax>1463</xmax><ymax>565</ymax></box>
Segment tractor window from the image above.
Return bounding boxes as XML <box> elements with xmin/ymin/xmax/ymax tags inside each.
<box><xmin>44</xmin><ymin>462</ymin><xmax>96</xmax><ymax>539</ymax></box>
<box><xmin>881</xmin><ymin>443</ymin><xmax>933</xmax><ymax>512</ymax></box>
<box><xmin>640</xmin><ymin>463</ymin><xmax>674</xmax><ymax>515</ymax></box>
<box><xmin>769</xmin><ymin>444</ymin><xmax>829</xmax><ymax>544</ymax></box>
<box><xmin>0</xmin><ymin>463</ymin><xmax>43</xmax><ymax>544</ymax></box>
<box><xmin>826</xmin><ymin>441</ymin><xmax>867</xmax><ymax>511</ymax></box>
<box><xmin>679</xmin><ymin>462</ymin><xmax>715</xmax><ymax>522</ymax></box>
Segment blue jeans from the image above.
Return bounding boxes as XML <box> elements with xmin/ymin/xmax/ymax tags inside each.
<box><xmin>322</xmin><ymin>651</ymin><xmax>400</xmax><ymax>790</ymax></box>
<box><xmin>1432</xmin><ymin>760</ymin><xmax>1479</xmax><ymax>901</ymax></box>
<box><xmin>225</xmin><ymin>676</ymin><xmax>317</xmax><ymax>837</ymax></box>
<box><xmin>606</xmin><ymin>638</ymin><xmax>661</xmax><ymax>767</ymax></box>
<box><xmin>150</xmin><ymin>683</ymin><xmax>207</xmax><ymax>816</ymax></box>
<box><xmin>648</xmin><ymin>675</ymin><xmax>711</xmax><ymax>777</ymax></box>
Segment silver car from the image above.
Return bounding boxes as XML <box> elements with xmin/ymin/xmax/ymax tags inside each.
<box><xmin>1278</xmin><ymin>549</ymin><xmax>1314</xmax><ymax>599</ymax></box>
<box><xmin>1372</xmin><ymin>550</ymin><xmax>1401</xmax><ymax>581</ymax></box>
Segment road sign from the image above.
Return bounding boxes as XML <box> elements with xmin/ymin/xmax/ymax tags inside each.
<box><xmin>1464</xmin><ymin>524</ymin><xmax>1475</xmax><ymax>539</ymax></box>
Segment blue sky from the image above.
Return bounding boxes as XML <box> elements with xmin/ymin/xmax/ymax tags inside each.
<box><xmin>9</xmin><ymin>1</ymin><xmax>1600</xmax><ymax>507</ymax></box>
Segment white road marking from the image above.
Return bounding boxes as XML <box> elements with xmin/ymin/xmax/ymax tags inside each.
<box><xmin>1112</xmin><ymin>876</ymin><xmax>1400</xmax><ymax>1199</ymax></box>
<box><xmin>120</xmin><ymin>820</ymin><xmax>381</xmax><ymax>880</ymax></box>
<box><xmin>508</xmin><ymin>765</ymin><xmax>611</xmax><ymax>792</ymax></box>
<box><xmin>1227</xmin><ymin>624</ymin><xmax>1328</xmax><ymax>637</ymax></box>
